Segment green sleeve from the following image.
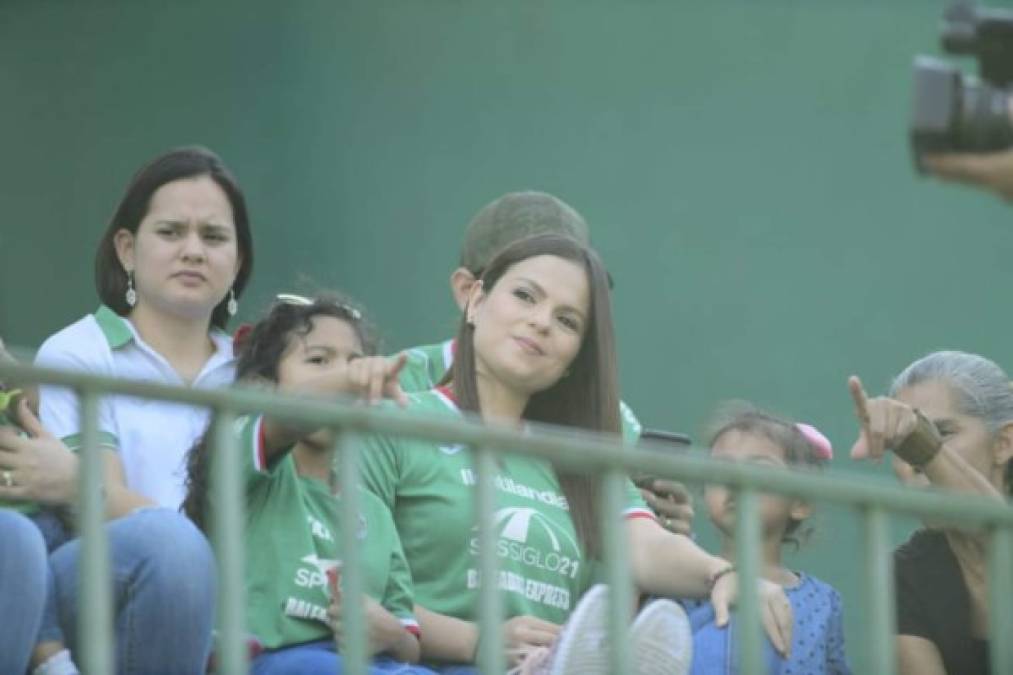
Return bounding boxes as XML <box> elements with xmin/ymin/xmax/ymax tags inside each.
<box><xmin>380</xmin><ymin>517</ymin><xmax>418</xmax><ymax>630</ymax></box>
<box><xmin>356</xmin><ymin>430</ymin><xmax>402</xmax><ymax>510</ymax></box>
<box><xmin>235</xmin><ymin>414</ymin><xmax>279</xmax><ymax>489</ymax></box>
<box><xmin>397</xmin><ymin>349</ymin><xmax>437</xmax><ymax>394</ymax></box>
<box><xmin>61</xmin><ymin>431</ymin><xmax>119</xmax><ymax>453</ymax></box>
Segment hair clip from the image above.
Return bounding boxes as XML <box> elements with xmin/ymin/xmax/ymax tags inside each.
<box><xmin>795</xmin><ymin>422</ymin><xmax>833</xmax><ymax>460</ymax></box>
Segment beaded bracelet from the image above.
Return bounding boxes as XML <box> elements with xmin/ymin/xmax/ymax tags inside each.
<box><xmin>708</xmin><ymin>563</ymin><xmax>736</xmax><ymax>591</ymax></box>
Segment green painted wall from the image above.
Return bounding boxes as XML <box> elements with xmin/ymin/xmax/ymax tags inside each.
<box><xmin>3</xmin><ymin>2</ymin><xmax>1011</xmax><ymax>670</ymax></box>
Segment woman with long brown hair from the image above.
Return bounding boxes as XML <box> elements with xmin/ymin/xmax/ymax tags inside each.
<box><xmin>358</xmin><ymin>233</ymin><xmax>793</xmax><ymax>673</ymax></box>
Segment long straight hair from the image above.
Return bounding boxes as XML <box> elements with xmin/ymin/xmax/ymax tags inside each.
<box><xmin>449</xmin><ymin>233</ymin><xmax>620</xmax><ymax>559</ymax></box>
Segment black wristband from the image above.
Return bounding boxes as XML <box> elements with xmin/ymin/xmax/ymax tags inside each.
<box><xmin>895</xmin><ymin>409</ymin><xmax>943</xmax><ymax>469</ymax></box>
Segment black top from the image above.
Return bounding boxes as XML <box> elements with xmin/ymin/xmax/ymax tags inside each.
<box><xmin>894</xmin><ymin>528</ymin><xmax>990</xmax><ymax>674</ymax></box>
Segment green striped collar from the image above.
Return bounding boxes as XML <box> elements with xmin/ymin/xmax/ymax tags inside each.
<box><xmin>93</xmin><ymin>305</ymin><xmax>134</xmax><ymax>349</ymax></box>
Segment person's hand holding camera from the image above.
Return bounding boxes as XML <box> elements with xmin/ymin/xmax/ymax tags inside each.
<box><xmin>923</xmin><ymin>148</ymin><xmax>1013</xmax><ymax>202</ymax></box>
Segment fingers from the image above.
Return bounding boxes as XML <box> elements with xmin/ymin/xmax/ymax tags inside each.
<box><xmin>848</xmin><ymin>376</ymin><xmax>872</xmax><ymax>460</ymax></box>
<box><xmin>650</xmin><ymin>479</ymin><xmax>692</xmax><ymax>504</ymax></box>
<box><xmin>388</xmin><ymin>352</ymin><xmax>408</xmax><ymax>379</ymax></box>
<box><xmin>760</xmin><ymin>599</ymin><xmax>791</xmax><ymax>657</ymax></box>
<box><xmin>15</xmin><ymin>399</ymin><xmax>47</xmax><ymax>438</ymax></box>
<box><xmin>848</xmin><ymin>376</ymin><xmax>870</xmax><ymax>430</ymax></box>
<box><xmin>0</xmin><ymin>484</ymin><xmax>29</xmax><ymax>501</ymax></box>
<box><xmin>922</xmin><ymin>153</ymin><xmax>993</xmax><ymax>184</ymax></box>
<box><xmin>713</xmin><ymin>595</ymin><xmax>730</xmax><ymax>627</ymax></box>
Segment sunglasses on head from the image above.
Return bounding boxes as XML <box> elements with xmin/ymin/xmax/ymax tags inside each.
<box><xmin>275</xmin><ymin>293</ymin><xmax>363</xmax><ymax>321</ymax></box>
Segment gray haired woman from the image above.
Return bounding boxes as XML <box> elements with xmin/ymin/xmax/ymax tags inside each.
<box><xmin>849</xmin><ymin>351</ymin><xmax>1012</xmax><ymax>675</ymax></box>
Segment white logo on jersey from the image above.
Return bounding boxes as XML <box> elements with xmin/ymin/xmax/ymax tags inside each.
<box><xmin>294</xmin><ymin>554</ymin><xmax>340</xmax><ymax>597</ymax></box>
<box><xmin>308</xmin><ymin>516</ymin><xmax>333</xmax><ymax>542</ymax></box>
<box><xmin>492</xmin><ymin>507</ymin><xmax>578</xmax><ymax>553</ymax></box>
<box><xmin>440</xmin><ymin>443</ymin><xmax>465</xmax><ymax>455</ymax></box>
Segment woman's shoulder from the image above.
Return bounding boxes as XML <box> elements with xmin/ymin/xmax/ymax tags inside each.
<box><xmin>36</xmin><ymin>308</ymin><xmax>122</xmax><ymax>370</ymax></box>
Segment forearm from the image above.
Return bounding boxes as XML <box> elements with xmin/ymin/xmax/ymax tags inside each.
<box><xmin>628</xmin><ymin>519</ymin><xmax>726</xmax><ymax>598</ymax></box>
<box><xmin>104</xmin><ymin>484</ymin><xmax>156</xmax><ymax>519</ymax></box>
<box><xmin>378</xmin><ymin>627</ymin><xmax>421</xmax><ymax>663</ymax></box>
<box><xmin>923</xmin><ymin>446</ymin><xmax>1004</xmax><ymax>502</ymax></box>
<box><xmin>365</xmin><ymin>606</ymin><xmax>421</xmax><ymax>663</ymax></box>
<box><xmin>414</xmin><ymin>604</ymin><xmax>478</xmax><ymax>664</ymax></box>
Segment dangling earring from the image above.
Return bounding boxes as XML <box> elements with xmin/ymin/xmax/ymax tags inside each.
<box><xmin>227</xmin><ymin>288</ymin><xmax>238</xmax><ymax>317</ymax></box>
<box><xmin>125</xmin><ymin>271</ymin><xmax>137</xmax><ymax>308</ymax></box>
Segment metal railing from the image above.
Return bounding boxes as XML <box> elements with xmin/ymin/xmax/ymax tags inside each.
<box><xmin>3</xmin><ymin>359</ymin><xmax>1012</xmax><ymax>675</ymax></box>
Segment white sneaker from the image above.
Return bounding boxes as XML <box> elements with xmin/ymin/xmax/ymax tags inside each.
<box><xmin>629</xmin><ymin>599</ymin><xmax>692</xmax><ymax>675</ymax></box>
<box><xmin>522</xmin><ymin>583</ymin><xmax>612</xmax><ymax>675</ymax></box>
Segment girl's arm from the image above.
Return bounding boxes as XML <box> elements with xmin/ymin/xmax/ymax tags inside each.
<box><xmin>626</xmin><ymin>518</ymin><xmax>794</xmax><ymax>657</ymax></box>
<box><xmin>260</xmin><ymin>355</ymin><xmax>408</xmax><ymax>464</ymax></box>
<box><xmin>413</xmin><ymin>605</ymin><xmax>560</xmax><ymax>666</ymax></box>
<box><xmin>328</xmin><ymin>595</ymin><xmax>421</xmax><ymax>662</ymax></box>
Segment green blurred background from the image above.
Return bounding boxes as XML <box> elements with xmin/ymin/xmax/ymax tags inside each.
<box><xmin>2</xmin><ymin>1</ymin><xmax>1011</xmax><ymax>670</ymax></box>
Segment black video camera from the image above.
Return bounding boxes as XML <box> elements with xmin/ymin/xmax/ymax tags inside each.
<box><xmin>910</xmin><ymin>1</ymin><xmax>1013</xmax><ymax>172</ymax></box>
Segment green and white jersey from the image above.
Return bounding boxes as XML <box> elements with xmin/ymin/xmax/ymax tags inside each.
<box><xmin>357</xmin><ymin>389</ymin><xmax>655</xmax><ymax>626</ymax></box>
<box><xmin>398</xmin><ymin>339</ymin><xmax>643</xmax><ymax>443</ymax></box>
<box><xmin>236</xmin><ymin>414</ymin><xmax>419</xmax><ymax>650</ymax></box>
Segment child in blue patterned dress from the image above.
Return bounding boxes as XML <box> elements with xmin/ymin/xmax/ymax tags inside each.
<box><xmin>688</xmin><ymin>404</ymin><xmax>851</xmax><ymax>675</ymax></box>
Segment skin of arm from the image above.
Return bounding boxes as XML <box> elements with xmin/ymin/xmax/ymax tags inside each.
<box><xmin>896</xmin><ymin>635</ymin><xmax>947</xmax><ymax>675</ymax></box>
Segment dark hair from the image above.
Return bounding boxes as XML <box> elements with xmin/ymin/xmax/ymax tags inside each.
<box><xmin>706</xmin><ymin>402</ymin><xmax>828</xmax><ymax>547</ymax></box>
<box><xmin>182</xmin><ymin>294</ymin><xmax>375</xmax><ymax>532</ymax></box>
<box><xmin>94</xmin><ymin>146</ymin><xmax>254</xmax><ymax>330</ymax></box>
<box><xmin>449</xmin><ymin>233</ymin><xmax>619</xmax><ymax>559</ymax></box>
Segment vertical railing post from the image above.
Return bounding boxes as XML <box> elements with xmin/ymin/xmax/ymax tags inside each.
<box><xmin>77</xmin><ymin>388</ymin><xmax>113</xmax><ymax>674</ymax></box>
<box><xmin>602</xmin><ymin>468</ymin><xmax>632</xmax><ymax>674</ymax></box>
<box><xmin>863</xmin><ymin>506</ymin><xmax>896</xmax><ymax>675</ymax></box>
<box><xmin>210</xmin><ymin>409</ymin><xmax>246</xmax><ymax>675</ymax></box>
<box><xmin>338</xmin><ymin>430</ymin><xmax>367</xmax><ymax>675</ymax></box>
<box><xmin>474</xmin><ymin>445</ymin><xmax>504</xmax><ymax>675</ymax></box>
<box><xmin>734</xmin><ymin>488</ymin><xmax>763</xmax><ymax>675</ymax></box>
<box><xmin>989</xmin><ymin>526</ymin><xmax>1013</xmax><ymax>675</ymax></box>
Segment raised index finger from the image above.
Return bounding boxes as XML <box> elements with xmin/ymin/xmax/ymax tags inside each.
<box><xmin>848</xmin><ymin>376</ymin><xmax>871</xmax><ymax>430</ymax></box>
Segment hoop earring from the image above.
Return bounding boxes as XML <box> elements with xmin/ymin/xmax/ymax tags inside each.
<box><xmin>125</xmin><ymin>271</ymin><xmax>137</xmax><ymax>308</ymax></box>
<box><xmin>227</xmin><ymin>288</ymin><xmax>238</xmax><ymax>317</ymax></box>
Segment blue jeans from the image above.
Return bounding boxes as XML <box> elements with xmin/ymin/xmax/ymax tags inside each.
<box><xmin>252</xmin><ymin>640</ymin><xmax>441</xmax><ymax>675</ymax></box>
<box><xmin>0</xmin><ymin>509</ymin><xmax>49</xmax><ymax>674</ymax></box>
<box><xmin>39</xmin><ymin>507</ymin><xmax>217</xmax><ymax>675</ymax></box>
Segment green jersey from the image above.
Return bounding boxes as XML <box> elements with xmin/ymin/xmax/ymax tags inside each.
<box><xmin>236</xmin><ymin>415</ymin><xmax>419</xmax><ymax>649</ymax></box>
<box><xmin>357</xmin><ymin>389</ymin><xmax>655</xmax><ymax>626</ymax></box>
<box><xmin>398</xmin><ymin>339</ymin><xmax>644</xmax><ymax>443</ymax></box>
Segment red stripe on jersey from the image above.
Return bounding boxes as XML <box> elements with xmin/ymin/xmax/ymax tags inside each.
<box><xmin>624</xmin><ymin>510</ymin><xmax>658</xmax><ymax>522</ymax></box>
<box><xmin>435</xmin><ymin>385</ymin><xmax>459</xmax><ymax>407</ymax></box>
<box><xmin>255</xmin><ymin>417</ymin><xmax>268</xmax><ymax>472</ymax></box>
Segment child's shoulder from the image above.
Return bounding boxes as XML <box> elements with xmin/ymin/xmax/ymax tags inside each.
<box><xmin>787</xmin><ymin>572</ymin><xmax>844</xmax><ymax>609</ymax></box>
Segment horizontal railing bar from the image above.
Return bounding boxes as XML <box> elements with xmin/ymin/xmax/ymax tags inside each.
<box><xmin>3</xmin><ymin>361</ymin><xmax>1012</xmax><ymax>526</ymax></box>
